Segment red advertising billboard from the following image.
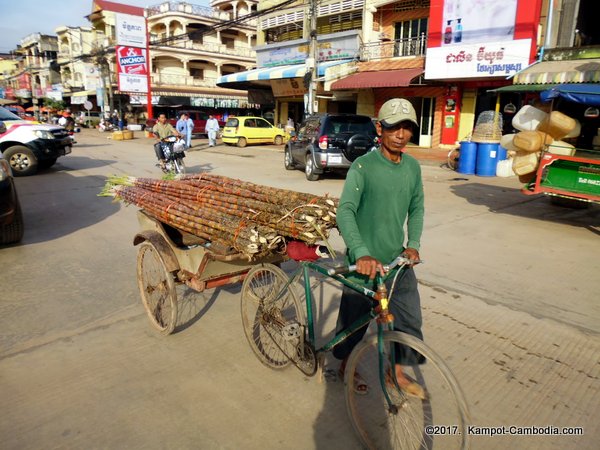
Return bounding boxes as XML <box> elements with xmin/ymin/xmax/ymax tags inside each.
<box><xmin>425</xmin><ymin>0</ymin><xmax>542</xmax><ymax>79</ymax></box>
<box><xmin>116</xmin><ymin>45</ymin><xmax>148</xmax><ymax>93</ymax></box>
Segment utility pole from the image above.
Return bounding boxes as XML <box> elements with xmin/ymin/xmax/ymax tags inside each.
<box><xmin>306</xmin><ymin>0</ymin><xmax>318</xmax><ymax>115</ymax></box>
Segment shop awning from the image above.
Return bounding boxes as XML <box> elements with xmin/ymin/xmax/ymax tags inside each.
<box><xmin>540</xmin><ymin>83</ymin><xmax>600</xmax><ymax>106</ymax></box>
<box><xmin>217</xmin><ymin>59</ymin><xmax>352</xmax><ymax>86</ymax></box>
<box><xmin>70</xmin><ymin>89</ymin><xmax>97</xmax><ymax>97</ymax></box>
<box><xmin>331</xmin><ymin>68</ymin><xmax>424</xmax><ymax>90</ymax></box>
<box><xmin>512</xmin><ymin>59</ymin><xmax>600</xmax><ymax>85</ymax></box>
<box><xmin>488</xmin><ymin>84</ymin><xmax>557</xmax><ymax>93</ymax></box>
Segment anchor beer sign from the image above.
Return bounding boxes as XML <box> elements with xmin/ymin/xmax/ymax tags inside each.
<box><xmin>116</xmin><ymin>45</ymin><xmax>148</xmax><ymax>93</ymax></box>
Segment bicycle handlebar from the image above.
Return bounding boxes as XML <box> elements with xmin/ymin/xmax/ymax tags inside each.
<box><xmin>326</xmin><ymin>255</ymin><xmax>422</xmax><ymax>276</ymax></box>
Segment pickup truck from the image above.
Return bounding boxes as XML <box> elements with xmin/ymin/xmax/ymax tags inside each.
<box><xmin>145</xmin><ymin>110</ymin><xmax>226</xmax><ymax>137</ymax></box>
<box><xmin>0</xmin><ymin>106</ymin><xmax>72</xmax><ymax>176</ymax></box>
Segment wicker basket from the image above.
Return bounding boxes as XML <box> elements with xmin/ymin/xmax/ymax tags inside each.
<box><xmin>471</xmin><ymin>111</ymin><xmax>503</xmax><ymax>143</ymax></box>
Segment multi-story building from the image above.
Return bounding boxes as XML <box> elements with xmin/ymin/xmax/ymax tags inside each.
<box><xmin>146</xmin><ymin>0</ymin><xmax>259</xmax><ymax>119</ymax></box>
<box><xmin>218</xmin><ymin>0</ymin><xmax>442</xmax><ymax>146</ymax></box>
<box><xmin>11</xmin><ymin>33</ymin><xmax>60</xmax><ymax>109</ymax></box>
<box><xmin>84</xmin><ymin>0</ymin><xmax>260</xmax><ymax>121</ymax></box>
<box><xmin>331</xmin><ymin>0</ymin><xmax>441</xmax><ymax>147</ymax></box>
<box><xmin>55</xmin><ymin>26</ymin><xmax>100</xmax><ymax>108</ymax></box>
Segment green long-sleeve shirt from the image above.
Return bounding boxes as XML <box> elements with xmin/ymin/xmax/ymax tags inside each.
<box><xmin>337</xmin><ymin>149</ymin><xmax>425</xmax><ymax>281</ymax></box>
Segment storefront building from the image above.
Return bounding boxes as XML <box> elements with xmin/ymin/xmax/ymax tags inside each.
<box><xmin>424</xmin><ymin>0</ymin><xmax>542</xmax><ymax>145</ymax></box>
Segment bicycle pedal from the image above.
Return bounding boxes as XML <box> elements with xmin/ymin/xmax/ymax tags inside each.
<box><xmin>281</xmin><ymin>322</ymin><xmax>301</xmax><ymax>340</ymax></box>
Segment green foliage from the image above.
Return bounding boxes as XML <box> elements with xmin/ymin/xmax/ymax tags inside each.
<box><xmin>42</xmin><ymin>98</ymin><xmax>66</xmax><ymax>111</ymax></box>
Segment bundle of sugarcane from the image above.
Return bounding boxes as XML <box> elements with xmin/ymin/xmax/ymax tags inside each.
<box><xmin>100</xmin><ymin>174</ymin><xmax>338</xmax><ymax>259</ymax></box>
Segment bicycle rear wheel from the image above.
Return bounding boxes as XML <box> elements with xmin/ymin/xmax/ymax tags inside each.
<box><xmin>240</xmin><ymin>264</ymin><xmax>304</xmax><ymax>369</ymax></box>
<box><xmin>344</xmin><ymin>331</ymin><xmax>469</xmax><ymax>450</ymax></box>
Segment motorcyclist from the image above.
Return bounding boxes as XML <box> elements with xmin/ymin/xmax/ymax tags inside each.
<box><xmin>152</xmin><ymin>113</ymin><xmax>180</xmax><ymax>169</ymax></box>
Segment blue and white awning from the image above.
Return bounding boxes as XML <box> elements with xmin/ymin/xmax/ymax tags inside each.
<box><xmin>217</xmin><ymin>59</ymin><xmax>353</xmax><ymax>86</ymax></box>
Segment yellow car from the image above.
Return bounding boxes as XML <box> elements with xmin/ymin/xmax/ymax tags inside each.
<box><xmin>222</xmin><ymin>116</ymin><xmax>285</xmax><ymax>147</ymax></box>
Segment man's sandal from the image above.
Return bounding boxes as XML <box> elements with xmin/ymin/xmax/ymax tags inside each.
<box><xmin>386</xmin><ymin>371</ymin><xmax>427</xmax><ymax>400</ymax></box>
<box><xmin>339</xmin><ymin>368</ymin><xmax>369</xmax><ymax>396</ymax></box>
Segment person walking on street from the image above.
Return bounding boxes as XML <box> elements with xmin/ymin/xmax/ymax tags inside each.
<box><xmin>176</xmin><ymin>113</ymin><xmax>193</xmax><ymax>148</ymax></box>
<box><xmin>205</xmin><ymin>114</ymin><xmax>220</xmax><ymax>147</ymax></box>
<box><xmin>185</xmin><ymin>114</ymin><xmax>194</xmax><ymax>148</ymax></box>
<box><xmin>176</xmin><ymin>113</ymin><xmax>187</xmax><ymax>136</ymax></box>
<box><xmin>152</xmin><ymin>113</ymin><xmax>180</xmax><ymax>169</ymax></box>
<box><xmin>333</xmin><ymin>98</ymin><xmax>426</xmax><ymax>398</ymax></box>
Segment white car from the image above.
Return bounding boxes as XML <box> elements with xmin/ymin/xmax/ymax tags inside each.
<box><xmin>0</xmin><ymin>106</ymin><xmax>72</xmax><ymax>176</ymax></box>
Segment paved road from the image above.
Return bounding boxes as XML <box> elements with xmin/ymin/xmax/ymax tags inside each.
<box><xmin>1</xmin><ymin>129</ymin><xmax>598</xmax><ymax>449</ymax></box>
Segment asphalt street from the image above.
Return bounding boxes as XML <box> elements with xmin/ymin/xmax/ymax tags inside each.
<box><xmin>0</xmin><ymin>129</ymin><xmax>598</xmax><ymax>449</ymax></box>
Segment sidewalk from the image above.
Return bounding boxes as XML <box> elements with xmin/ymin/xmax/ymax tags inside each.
<box><xmin>404</xmin><ymin>145</ymin><xmax>449</xmax><ymax>166</ymax></box>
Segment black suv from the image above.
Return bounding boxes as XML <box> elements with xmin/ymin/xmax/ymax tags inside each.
<box><xmin>285</xmin><ymin>113</ymin><xmax>378</xmax><ymax>181</ymax></box>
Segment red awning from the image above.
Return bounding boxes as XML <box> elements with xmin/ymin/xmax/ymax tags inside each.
<box><xmin>331</xmin><ymin>68</ymin><xmax>424</xmax><ymax>90</ymax></box>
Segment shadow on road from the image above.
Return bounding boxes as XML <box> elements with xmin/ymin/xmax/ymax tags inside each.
<box><xmin>13</xmin><ymin>168</ymin><xmax>120</xmax><ymax>244</ymax></box>
<box><xmin>450</xmin><ymin>182</ymin><xmax>600</xmax><ymax>230</ymax></box>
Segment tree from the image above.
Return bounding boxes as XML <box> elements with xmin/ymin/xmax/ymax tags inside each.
<box><xmin>42</xmin><ymin>98</ymin><xmax>66</xmax><ymax>111</ymax></box>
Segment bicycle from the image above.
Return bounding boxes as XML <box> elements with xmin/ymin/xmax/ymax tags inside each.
<box><xmin>447</xmin><ymin>146</ymin><xmax>460</xmax><ymax>170</ymax></box>
<box><xmin>240</xmin><ymin>255</ymin><xmax>470</xmax><ymax>449</ymax></box>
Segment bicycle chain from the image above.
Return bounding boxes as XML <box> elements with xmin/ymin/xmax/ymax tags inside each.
<box><xmin>261</xmin><ymin>316</ymin><xmax>317</xmax><ymax>377</ymax></box>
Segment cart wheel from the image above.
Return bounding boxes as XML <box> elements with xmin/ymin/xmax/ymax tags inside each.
<box><xmin>240</xmin><ymin>264</ymin><xmax>304</xmax><ymax>369</ymax></box>
<box><xmin>137</xmin><ymin>241</ymin><xmax>178</xmax><ymax>335</ymax></box>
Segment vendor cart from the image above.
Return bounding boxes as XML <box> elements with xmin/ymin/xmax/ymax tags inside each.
<box><xmin>133</xmin><ymin>210</ymin><xmax>285</xmax><ymax>335</ymax></box>
<box><xmin>522</xmin><ymin>84</ymin><xmax>600</xmax><ymax>205</ymax></box>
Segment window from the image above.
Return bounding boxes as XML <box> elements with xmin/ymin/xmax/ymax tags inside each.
<box><xmin>244</xmin><ymin>119</ymin><xmax>256</xmax><ymax>127</ymax></box>
<box><xmin>393</xmin><ymin>18</ymin><xmax>428</xmax><ymax>57</ymax></box>
<box><xmin>190</xmin><ymin>68</ymin><xmax>204</xmax><ymax>78</ymax></box>
<box><xmin>264</xmin><ymin>23</ymin><xmax>302</xmax><ymax>44</ymax></box>
<box><xmin>256</xmin><ymin>119</ymin><xmax>272</xmax><ymax>128</ymax></box>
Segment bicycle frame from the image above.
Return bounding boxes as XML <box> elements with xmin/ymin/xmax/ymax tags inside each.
<box><xmin>282</xmin><ymin>260</ymin><xmax>402</xmax><ymax>408</ymax></box>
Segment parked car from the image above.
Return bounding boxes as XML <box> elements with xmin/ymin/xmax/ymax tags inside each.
<box><xmin>145</xmin><ymin>110</ymin><xmax>226</xmax><ymax>136</ymax></box>
<box><xmin>285</xmin><ymin>113</ymin><xmax>378</xmax><ymax>181</ymax></box>
<box><xmin>0</xmin><ymin>121</ymin><xmax>24</xmax><ymax>244</ymax></box>
<box><xmin>0</xmin><ymin>106</ymin><xmax>72</xmax><ymax>176</ymax></box>
<box><xmin>222</xmin><ymin>116</ymin><xmax>285</xmax><ymax>147</ymax></box>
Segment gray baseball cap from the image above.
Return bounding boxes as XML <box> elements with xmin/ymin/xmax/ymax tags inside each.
<box><xmin>378</xmin><ymin>98</ymin><xmax>419</xmax><ymax>128</ymax></box>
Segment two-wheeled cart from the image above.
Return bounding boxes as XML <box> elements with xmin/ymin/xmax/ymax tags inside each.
<box><xmin>133</xmin><ymin>210</ymin><xmax>285</xmax><ymax>335</ymax></box>
<box><xmin>522</xmin><ymin>84</ymin><xmax>600</xmax><ymax>205</ymax></box>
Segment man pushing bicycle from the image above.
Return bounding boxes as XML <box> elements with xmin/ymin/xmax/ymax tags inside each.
<box><xmin>334</xmin><ymin>98</ymin><xmax>426</xmax><ymax>398</ymax></box>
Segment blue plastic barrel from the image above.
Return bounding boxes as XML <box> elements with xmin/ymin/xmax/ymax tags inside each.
<box><xmin>497</xmin><ymin>145</ymin><xmax>508</xmax><ymax>162</ymax></box>
<box><xmin>476</xmin><ymin>143</ymin><xmax>498</xmax><ymax>176</ymax></box>
<box><xmin>457</xmin><ymin>141</ymin><xmax>477</xmax><ymax>175</ymax></box>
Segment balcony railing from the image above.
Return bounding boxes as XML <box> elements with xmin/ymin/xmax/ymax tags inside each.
<box><xmin>360</xmin><ymin>35</ymin><xmax>427</xmax><ymax>61</ymax></box>
<box><xmin>146</xmin><ymin>1</ymin><xmax>257</xmax><ymax>26</ymax></box>
<box><xmin>151</xmin><ymin>73</ymin><xmax>218</xmax><ymax>87</ymax></box>
<box><xmin>151</xmin><ymin>39</ymin><xmax>255</xmax><ymax>58</ymax></box>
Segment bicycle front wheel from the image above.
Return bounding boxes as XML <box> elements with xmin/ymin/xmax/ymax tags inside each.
<box><xmin>240</xmin><ymin>264</ymin><xmax>304</xmax><ymax>370</ymax></box>
<box><xmin>345</xmin><ymin>331</ymin><xmax>470</xmax><ymax>450</ymax></box>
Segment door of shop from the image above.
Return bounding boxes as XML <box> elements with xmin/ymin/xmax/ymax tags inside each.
<box><xmin>419</xmin><ymin>97</ymin><xmax>434</xmax><ymax>147</ymax></box>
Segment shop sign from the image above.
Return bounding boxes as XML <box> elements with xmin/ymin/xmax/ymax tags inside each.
<box><xmin>257</xmin><ymin>32</ymin><xmax>359</xmax><ymax>68</ymax></box>
<box><xmin>130</xmin><ymin>95</ymin><xmax>160</xmax><ymax>105</ymax></box>
<box><xmin>425</xmin><ymin>39</ymin><xmax>531</xmax><ymax>79</ymax></box>
<box><xmin>116</xmin><ymin>13</ymin><xmax>146</xmax><ymax>48</ymax></box>
<box><xmin>191</xmin><ymin>97</ymin><xmax>241</xmax><ymax>108</ymax></box>
<box><xmin>271</xmin><ymin>78</ymin><xmax>305</xmax><ymax>97</ymax></box>
<box><xmin>46</xmin><ymin>90</ymin><xmax>63</xmax><ymax>101</ymax></box>
<box><xmin>116</xmin><ymin>46</ymin><xmax>148</xmax><ymax>93</ymax></box>
<box><xmin>425</xmin><ymin>0</ymin><xmax>540</xmax><ymax>79</ymax></box>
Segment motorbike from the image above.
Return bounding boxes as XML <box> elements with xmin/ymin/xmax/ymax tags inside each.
<box><xmin>159</xmin><ymin>135</ymin><xmax>186</xmax><ymax>175</ymax></box>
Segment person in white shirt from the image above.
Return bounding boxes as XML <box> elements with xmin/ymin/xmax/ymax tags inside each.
<box><xmin>205</xmin><ymin>115</ymin><xmax>220</xmax><ymax>147</ymax></box>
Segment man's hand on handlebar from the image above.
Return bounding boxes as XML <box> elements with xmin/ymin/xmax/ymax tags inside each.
<box><xmin>402</xmin><ymin>248</ymin><xmax>421</xmax><ymax>267</ymax></box>
<box><xmin>356</xmin><ymin>256</ymin><xmax>385</xmax><ymax>280</ymax></box>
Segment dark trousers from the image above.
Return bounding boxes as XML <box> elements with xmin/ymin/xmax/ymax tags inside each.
<box><xmin>154</xmin><ymin>142</ymin><xmax>165</xmax><ymax>161</ymax></box>
<box><xmin>332</xmin><ymin>267</ymin><xmax>425</xmax><ymax>365</ymax></box>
